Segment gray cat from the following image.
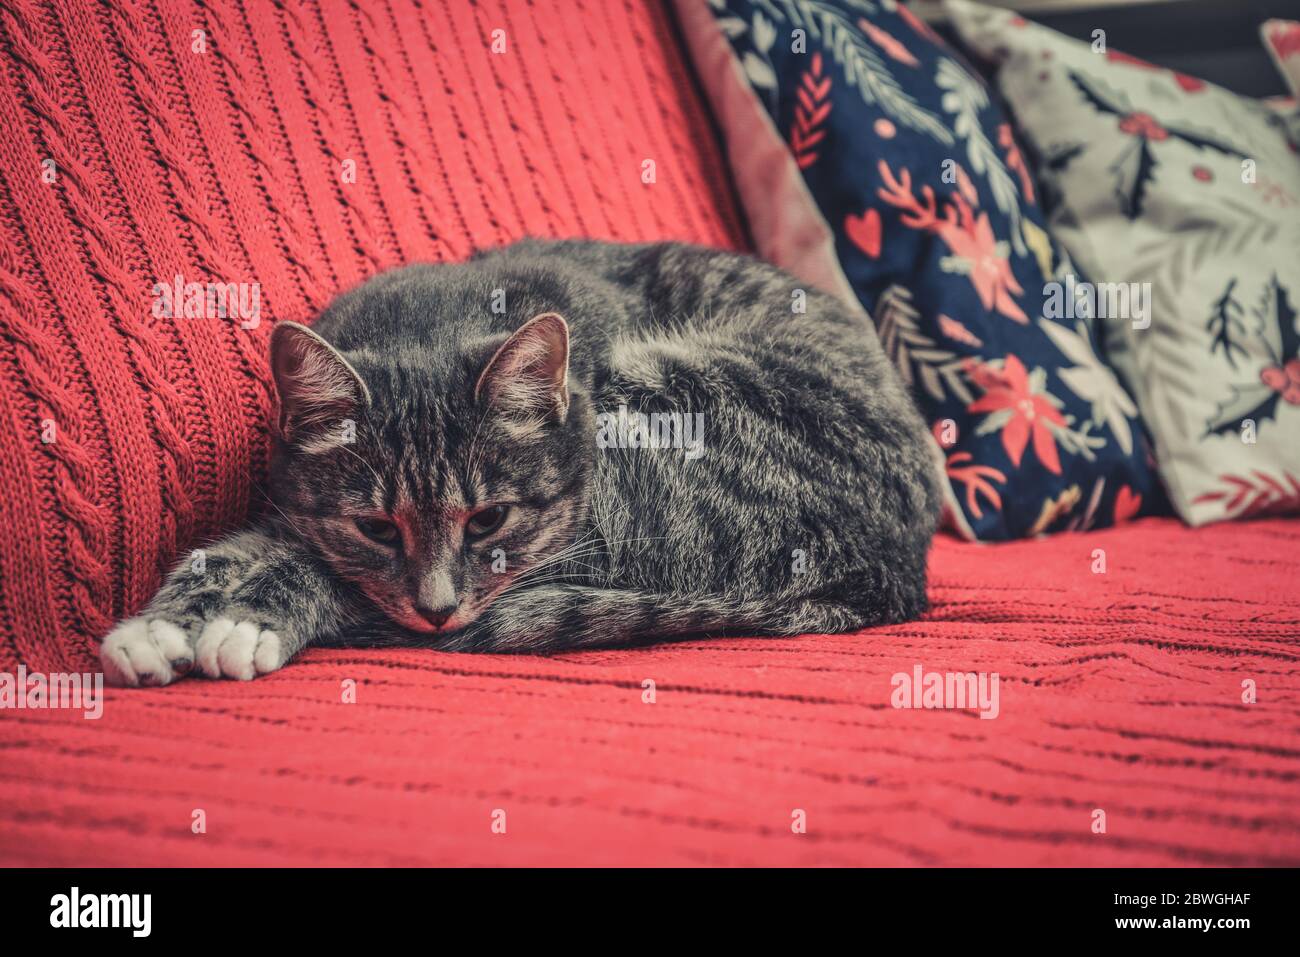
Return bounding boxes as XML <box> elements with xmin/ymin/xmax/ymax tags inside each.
<box><xmin>101</xmin><ymin>239</ymin><xmax>941</xmax><ymax>686</ymax></box>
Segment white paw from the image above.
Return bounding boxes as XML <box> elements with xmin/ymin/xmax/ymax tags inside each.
<box><xmin>195</xmin><ymin>618</ymin><xmax>286</xmax><ymax>681</ymax></box>
<box><xmin>100</xmin><ymin>617</ymin><xmax>195</xmax><ymax>688</ymax></box>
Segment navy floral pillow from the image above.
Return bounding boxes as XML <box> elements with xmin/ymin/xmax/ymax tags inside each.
<box><xmin>703</xmin><ymin>0</ymin><xmax>1163</xmax><ymax>539</ymax></box>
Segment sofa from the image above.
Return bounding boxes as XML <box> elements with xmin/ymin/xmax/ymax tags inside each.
<box><xmin>0</xmin><ymin>0</ymin><xmax>1296</xmax><ymax>866</ymax></box>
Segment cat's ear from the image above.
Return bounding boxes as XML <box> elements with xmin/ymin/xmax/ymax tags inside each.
<box><xmin>270</xmin><ymin>321</ymin><xmax>370</xmax><ymax>442</ymax></box>
<box><xmin>475</xmin><ymin>312</ymin><xmax>570</xmax><ymax>424</ymax></box>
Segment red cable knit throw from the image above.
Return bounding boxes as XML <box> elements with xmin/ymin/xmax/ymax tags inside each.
<box><xmin>2</xmin><ymin>1</ymin><xmax>1299</xmax><ymax>868</ymax></box>
<box><xmin>0</xmin><ymin>0</ymin><xmax>746</xmax><ymax>672</ymax></box>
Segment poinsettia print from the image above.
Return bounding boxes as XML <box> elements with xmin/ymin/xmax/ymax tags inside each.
<box><xmin>877</xmin><ymin>160</ymin><xmax>1026</xmax><ymax>323</ymax></box>
<box><xmin>708</xmin><ymin>0</ymin><xmax>1161</xmax><ymax>539</ymax></box>
<box><xmin>967</xmin><ymin>354</ymin><xmax>1066</xmax><ymax>474</ymax></box>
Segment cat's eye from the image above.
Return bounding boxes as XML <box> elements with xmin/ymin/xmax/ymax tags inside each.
<box><xmin>355</xmin><ymin>517</ymin><xmax>400</xmax><ymax>545</ymax></box>
<box><xmin>465</xmin><ymin>505</ymin><xmax>510</xmax><ymax>539</ymax></box>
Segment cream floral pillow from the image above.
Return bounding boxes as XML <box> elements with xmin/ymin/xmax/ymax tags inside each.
<box><xmin>947</xmin><ymin>0</ymin><xmax>1300</xmax><ymax>524</ymax></box>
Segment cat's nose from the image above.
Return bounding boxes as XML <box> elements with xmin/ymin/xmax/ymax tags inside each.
<box><xmin>415</xmin><ymin>602</ymin><xmax>457</xmax><ymax>629</ymax></box>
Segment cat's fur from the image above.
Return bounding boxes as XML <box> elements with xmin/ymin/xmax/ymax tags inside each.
<box><xmin>101</xmin><ymin>239</ymin><xmax>941</xmax><ymax>686</ymax></box>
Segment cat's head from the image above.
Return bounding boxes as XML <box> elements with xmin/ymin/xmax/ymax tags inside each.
<box><xmin>267</xmin><ymin>312</ymin><xmax>593</xmax><ymax>638</ymax></box>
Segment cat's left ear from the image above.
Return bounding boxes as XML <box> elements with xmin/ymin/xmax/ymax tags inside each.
<box><xmin>270</xmin><ymin>321</ymin><xmax>371</xmax><ymax>442</ymax></box>
<box><xmin>475</xmin><ymin>312</ymin><xmax>570</xmax><ymax>424</ymax></box>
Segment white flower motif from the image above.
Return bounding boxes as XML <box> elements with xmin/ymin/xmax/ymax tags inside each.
<box><xmin>1038</xmin><ymin>318</ymin><xmax>1137</xmax><ymax>454</ymax></box>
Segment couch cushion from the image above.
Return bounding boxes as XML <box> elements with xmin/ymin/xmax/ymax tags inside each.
<box><xmin>947</xmin><ymin>0</ymin><xmax>1300</xmax><ymax>526</ymax></box>
<box><xmin>676</xmin><ymin>0</ymin><xmax>1163</xmax><ymax>541</ymax></box>
<box><xmin>0</xmin><ymin>0</ymin><xmax>747</xmax><ymax>672</ymax></box>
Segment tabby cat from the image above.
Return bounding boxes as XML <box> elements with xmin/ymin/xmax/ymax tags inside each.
<box><xmin>101</xmin><ymin>239</ymin><xmax>940</xmax><ymax>685</ymax></box>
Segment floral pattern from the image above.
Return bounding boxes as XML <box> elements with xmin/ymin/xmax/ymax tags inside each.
<box><xmin>968</xmin><ymin>355</ymin><xmax>1067</xmax><ymax>474</ymax></box>
<box><xmin>707</xmin><ymin>0</ymin><xmax>1161</xmax><ymax>539</ymax></box>
<box><xmin>947</xmin><ymin>0</ymin><xmax>1300</xmax><ymax>526</ymax></box>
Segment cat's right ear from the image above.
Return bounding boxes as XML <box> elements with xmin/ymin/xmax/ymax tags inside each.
<box><xmin>474</xmin><ymin>312</ymin><xmax>571</xmax><ymax>425</ymax></box>
<box><xmin>270</xmin><ymin>321</ymin><xmax>370</xmax><ymax>442</ymax></box>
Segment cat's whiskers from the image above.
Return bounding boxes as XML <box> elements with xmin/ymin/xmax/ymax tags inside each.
<box><xmin>463</xmin><ymin>405</ymin><xmax>496</xmax><ymax>485</ymax></box>
<box><xmin>507</xmin><ymin>543</ymin><xmax>611</xmax><ymax>584</ymax></box>
<box><xmin>502</xmin><ymin>503</ymin><xmax>631</xmax><ymax>582</ymax></box>
<box><xmin>498</xmin><ymin>544</ymin><xmax>616</xmax><ymax>591</ymax></box>
<box><xmin>336</xmin><ymin>442</ymin><xmax>387</xmax><ymax>493</ymax></box>
<box><xmin>503</xmin><ymin>533</ymin><xmax>667</xmax><ymax>594</ymax></box>
<box><xmin>254</xmin><ymin>484</ymin><xmax>311</xmax><ymax>539</ymax></box>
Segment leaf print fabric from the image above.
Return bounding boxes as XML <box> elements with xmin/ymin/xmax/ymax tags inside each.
<box><xmin>694</xmin><ymin>0</ymin><xmax>1161</xmax><ymax>539</ymax></box>
<box><xmin>947</xmin><ymin>0</ymin><xmax>1300</xmax><ymax>525</ymax></box>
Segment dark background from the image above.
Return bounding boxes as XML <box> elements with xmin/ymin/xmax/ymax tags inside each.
<box><xmin>921</xmin><ymin>0</ymin><xmax>1300</xmax><ymax>97</ymax></box>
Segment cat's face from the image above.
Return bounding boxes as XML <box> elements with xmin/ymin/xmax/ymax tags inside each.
<box><xmin>268</xmin><ymin>314</ymin><xmax>592</xmax><ymax>638</ymax></box>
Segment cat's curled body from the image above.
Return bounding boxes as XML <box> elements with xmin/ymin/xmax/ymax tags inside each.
<box><xmin>101</xmin><ymin>239</ymin><xmax>941</xmax><ymax>686</ymax></box>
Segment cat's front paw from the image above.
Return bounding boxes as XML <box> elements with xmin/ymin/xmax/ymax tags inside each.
<box><xmin>101</xmin><ymin>614</ymin><xmax>290</xmax><ymax>686</ymax></box>
<box><xmin>195</xmin><ymin>618</ymin><xmax>288</xmax><ymax>681</ymax></box>
<box><xmin>101</xmin><ymin>617</ymin><xmax>197</xmax><ymax>687</ymax></box>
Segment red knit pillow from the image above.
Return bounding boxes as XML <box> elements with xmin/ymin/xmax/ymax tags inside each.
<box><xmin>0</xmin><ymin>0</ymin><xmax>746</xmax><ymax>672</ymax></box>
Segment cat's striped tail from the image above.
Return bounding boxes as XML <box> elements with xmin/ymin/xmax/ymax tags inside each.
<box><xmin>438</xmin><ymin>585</ymin><xmax>844</xmax><ymax>653</ymax></box>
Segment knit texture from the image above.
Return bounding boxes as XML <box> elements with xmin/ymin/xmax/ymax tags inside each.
<box><xmin>0</xmin><ymin>0</ymin><xmax>746</xmax><ymax>673</ymax></box>
<box><xmin>2</xmin><ymin>1</ymin><xmax>1298</xmax><ymax>868</ymax></box>
<box><xmin>3</xmin><ymin>517</ymin><xmax>1297</xmax><ymax>866</ymax></box>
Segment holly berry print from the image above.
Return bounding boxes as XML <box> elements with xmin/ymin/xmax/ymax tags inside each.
<box><xmin>945</xmin><ymin>0</ymin><xmax>1300</xmax><ymax>525</ymax></box>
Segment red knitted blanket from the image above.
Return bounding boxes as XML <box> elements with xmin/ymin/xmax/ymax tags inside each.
<box><xmin>3</xmin><ymin>517</ymin><xmax>1297</xmax><ymax>866</ymax></box>
<box><xmin>0</xmin><ymin>0</ymin><xmax>745</xmax><ymax>672</ymax></box>
<box><xmin>1</xmin><ymin>0</ymin><xmax>1296</xmax><ymax>867</ymax></box>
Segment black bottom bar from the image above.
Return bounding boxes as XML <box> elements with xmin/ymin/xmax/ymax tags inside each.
<box><xmin>0</xmin><ymin>867</ymin><xmax>1287</xmax><ymax>943</ymax></box>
